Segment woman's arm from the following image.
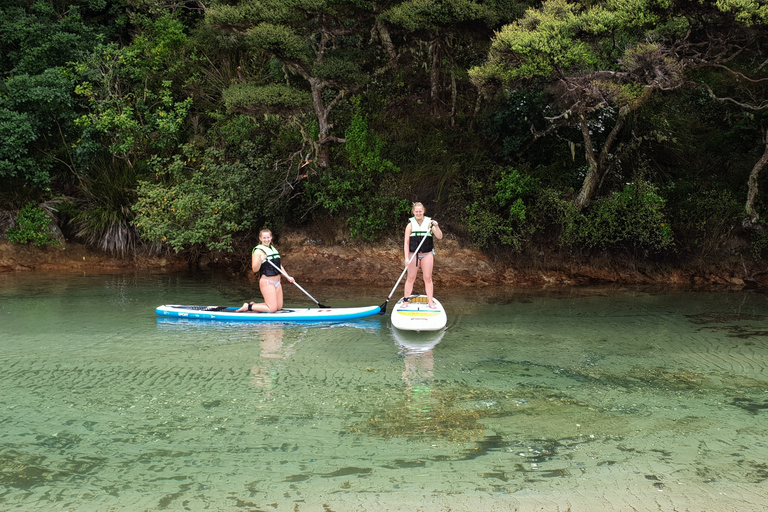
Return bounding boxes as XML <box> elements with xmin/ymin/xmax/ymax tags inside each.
<box><xmin>280</xmin><ymin>265</ymin><xmax>295</xmax><ymax>282</ymax></box>
<box><xmin>431</xmin><ymin>220</ymin><xmax>443</xmax><ymax>240</ymax></box>
<box><xmin>403</xmin><ymin>223</ymin><xmax>413</xmax><ymax>263</ymax></box>
<box><xmin>252</xmin><ymin>249</ymin><xmax>266</xmax><ymax>273</ymax></box>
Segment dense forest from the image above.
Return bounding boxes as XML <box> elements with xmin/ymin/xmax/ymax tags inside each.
<box><xmin>3</xmin><ymin>0</ymin><xmax>768</xmax><ymax>268</ymax></box>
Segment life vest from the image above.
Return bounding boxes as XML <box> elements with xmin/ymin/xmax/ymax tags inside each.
<box><xmin>253</xmin><ymin>244</ymin><xmax>281</xmax><ymax>276</ymax></box>
<box><xmin>408</xmin><ymin>216</ymin><xmax>434</xmax><ymax>253</ymax></box>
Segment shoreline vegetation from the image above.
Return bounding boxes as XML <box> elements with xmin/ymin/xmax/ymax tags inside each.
<box><xmin>2</xmin><ymin>234</ymin><xmax>763</xmax><ymax>289</ymax></box>
<box><xmin>6</xmin><ymin>1</ymin><xmax>768</xmax><ymax>285</ymax></box>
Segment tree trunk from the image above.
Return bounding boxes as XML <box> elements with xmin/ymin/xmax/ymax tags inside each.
<box><xmin>450</xmin><ymin>67</ymin><xmax>457</xmax><ymax>127</ymax></box>
<box><xmin>746</xmin><ymin>131</ymin><xmax>768</xmax><ymax>223</ymax></box>
<box><xmin>574</xmin><ymin>107</ymin><xmax>628</xmax><ymax>209</ymax></box>
<box><xmin>574</xmin><ymin>113</ymin><xmax>599</xmax><ymax>209</ymax></box>
<box><xmin>375</xmin><ymin>20</ymin><xmax>397</xmax><ymax>62</ymax></box>
<box><xmin>430</xmin><ymin>38</ymin><xmax>441</xmax><ymax>115</ymax></box>
<box><xmin>470</xmin><ymin>92</ymin><xmax>482</xmax><ymax>131</ymax></box>
<box><xmin>309</xmin><ymin>77</ymin><xmax>331</xmax><ymax>169</ymax></box>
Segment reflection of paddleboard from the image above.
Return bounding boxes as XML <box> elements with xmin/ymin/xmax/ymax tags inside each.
<box><xmin>390</xmin><ymin>324</ymin><xmax>444</xmax><ymax>353</ymax></box>
<box><xmin>390</xmin><ymin>295</ymin><xmax>447</xmax><ymax>331</ymax></box>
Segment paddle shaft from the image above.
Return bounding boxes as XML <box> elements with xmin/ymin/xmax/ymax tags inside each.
<box><xmin>386</xmin><ymin>224</ymin><xmax>433</xmax><ymax>300</ymax></box>
<box><xmin>265</xmin><ymin>258</ymin><xmax>328</xmax><ymax>308</ymax></box>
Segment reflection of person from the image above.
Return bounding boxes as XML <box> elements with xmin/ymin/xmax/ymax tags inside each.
<box><xmin>395</xmin><ymin>333</ymin><xmax>442</xmax><ymax>433</ymax></box>
<box><xmin>402</xmin><ymin>350</ymin><xmax>434</xmax><ymax>393</ymax></box>
<box><xmin>250</xmin><ymin>326</ymin><xmax>288</xmax><ymax>391</ymax></box>
<box><xmin>402</xmin><ymin>202</ymin><xmax>443</xmax><ymax>309</ymax></box>
<box><xmin>238</xmin><ymin>229</ymin><xmax>295</xmax><ymax>313</ymax></box>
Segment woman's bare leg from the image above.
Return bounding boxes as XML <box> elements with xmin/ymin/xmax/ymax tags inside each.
<box><xmin>243</xmin><ymin>278</ymin><xmax>281</xmax><ymax>313</ymax></box>
<box><xmin>403</xmin><ymin>252</ymin><xmax>418</xmax><ymax>299</ymax></box>
<box><xmin>420</xmin><ymin>253</ymin><xmax>435</xmax><ymax>307</ymax></box>
<box><xmin>274</xmin><ymin>280</ymin><xmax>284</xmax><ymax>310</ymax></box>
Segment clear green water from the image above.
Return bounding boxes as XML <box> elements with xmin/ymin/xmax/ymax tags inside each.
<box><xmin>1</xmin><ymin>272</ymin><xmax>767</xmax><ymax>511</ymax></box>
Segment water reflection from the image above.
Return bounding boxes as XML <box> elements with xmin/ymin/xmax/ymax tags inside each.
<box><xmin>391</xmin><ymin>327</ymin><xmax>445</xmax><ymax>437</ymax></box>
<box><xmin>250</xmin><ymin>326</ymin><xmax>288</xmax><ymax>391</ymax></box>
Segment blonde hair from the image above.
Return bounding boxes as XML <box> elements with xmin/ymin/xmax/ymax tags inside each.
<box><xmin>411</xmin><ymin>202</ymin><xmax>425</xmax><ymax>213</ymax></box>
<box><xmin>259</xmin><ymin>228</ymin><xmax>273</xmax><ymax>238</ymax></box>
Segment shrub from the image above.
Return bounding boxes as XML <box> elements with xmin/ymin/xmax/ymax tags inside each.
<box><xmin>307</xmin><ymin>111</ymin><xmax>409</xmax><ymax>241</ymax></box>
<box><xmin>464</xmin><ymin>167</ymin><xmax>540</xmax><ymax>249</ymax></box>
<box><xmin>560</xmin><ymin>183</ymin><xmax>674</xmax><ymax>252</ymax></box>
<box><xmin>6</xmin><ymin>203</ymin><xmax>61</xmax><ymax>246</ymax></box>
<box><xmin>669</xmin><ymin>187</ymin><xmax>741</xmax><ymax>257</ymax></box>
<box><xmin>133</xmin><ymin>146</ymin><xmax>278</xmax><ymax>253</ymax></box>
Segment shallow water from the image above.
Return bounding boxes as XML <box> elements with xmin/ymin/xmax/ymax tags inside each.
<box><xmin>1</xmin><ymin>272</ymin><xmax>767</xmax><ymax>511</ymax></box>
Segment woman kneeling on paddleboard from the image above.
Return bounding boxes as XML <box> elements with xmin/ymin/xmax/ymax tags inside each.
<box><xmin>402</xmin><ymin>202</ymin><xmax>443</xmax><ymax>309</ymax></box>
<box><xmin>238</xmin><ymin>229</ymin><xmax>295</xmax><ymax>313</ymax></box>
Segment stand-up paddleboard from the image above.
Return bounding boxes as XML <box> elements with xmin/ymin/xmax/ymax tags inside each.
<box><xmin>390</xmin><ymin>295</ymin><xmax>447</xmax><ymax>331</ymax></box>
<box><xmin>156</xmin><ymin>304</ymin><xmax>381</xmax><ymax>322</ymax></box>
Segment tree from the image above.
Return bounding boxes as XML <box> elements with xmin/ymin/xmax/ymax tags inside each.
<box><xmin>0</xmin><ymin>69</ymin><xmax>76</xmax><ymax>189</ymax></box>
<box><xmin>69</xmin><ymin>13</ymin><xmax>194</xmax><ymax>253</ymax></box>
<box><xmin>379</xmin><ymin>0</ymin><xmax>518</xmax><ymax>120</ymax></box>
<box><xmin>667</xmin><ymin>1</ymin><xmax>768</xmax><ymax>224</ymax></box>
<box><xmin>470</xmin><ymin>0</ymin><xmax>684</xmax><ymax>209</ymax></box>
<box><xmin>0</xmin><ymin>0</ymin><xmax>124</xmax><ymax>197</ymax></box>
<box><xmin>205</xmin><ymin>0</ymin><xmax>376</xmax><ymax>169</ymax></box>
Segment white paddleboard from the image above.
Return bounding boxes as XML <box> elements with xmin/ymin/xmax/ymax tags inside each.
<box><xmin>390</xmin><ymin>295</ymin><xmax>447</xmax><ymax>331</ymax></box>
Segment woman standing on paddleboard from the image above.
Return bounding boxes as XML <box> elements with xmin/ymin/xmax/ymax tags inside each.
<box><xmin>238</xmin><ymin>229</ymin><xmax>295</xmax><ymax>313</ymax></box>
<box><xmin>402</xmin><ymin>202</ymin><xmax>443</xmax><ymax>309</ymax></box>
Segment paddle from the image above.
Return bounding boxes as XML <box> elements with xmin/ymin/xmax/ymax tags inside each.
<box><xmin>379</xmin><ymin>224</ymin><xmax>433</xmax><ymax>315</ymax></box>
<box><xmin>265</xmin><ymin>259</ymin><xmax>329</xmax><ymax>308</ymax></box>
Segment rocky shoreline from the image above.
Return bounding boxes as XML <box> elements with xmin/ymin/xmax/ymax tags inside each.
<box><xmin>3</xmin><ymin>235</ymin><xmax>766</xmax><ymax>289</ymax></box>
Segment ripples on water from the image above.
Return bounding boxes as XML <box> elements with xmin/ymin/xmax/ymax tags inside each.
<box><xmin>1</xmin><ymin>272</ymin><xmax>767</xmax><ymax>511</ymax></box>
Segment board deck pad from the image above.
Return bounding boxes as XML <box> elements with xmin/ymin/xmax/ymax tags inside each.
<box><xmin>156</xmin><ymin>304</ymin><xmax>381</xmax><ymax>322</ymax></box>
<box><xmin>390</xmin><ymin>295</ymin><xmax>447</xmax><ymax>331</ymax></box>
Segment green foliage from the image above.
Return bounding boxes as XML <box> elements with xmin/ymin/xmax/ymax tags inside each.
<box><xmin>307</xmin><ymin>112</ymin><xmax>408</xmax><ymax>240</ymax></box>
<box><xmin>381</xmin><ymin>0</ymin><xmax>499</xmax><ymax>31</ymax></box>
<box><xmin>223</xmin><ymin>83</ymin><xmax>312</xmax><ymax>110</ymax></box>
<box><xmin>246</xmin><ymin>23</ymin><xmax>313</xmax><ymax>62</ymax></box>
<box><xmin>214</xmin><ymin>114</ymin><xmax>264</xmax><ymax>148</ymax></box>
<box><xmin>716</xmin><ymin>0</ymin><xmax>768</xmax><ymax>25</ymax></box>
<box><xmin>123</xmin><ymin>14</ymin><xmax>189</xmax><ymax>77</ymax></box>
<box><xmin>0</xmin><ymin>108</ymin><xmax>44</xmax><ymax>185</ymax></box>
<box><xmin>749</xmin><ymin>227</ymin><xmax>768</xmax><ymax>258</ymax></box>
<box><xmin>133</xmin><ymin>145</ymin><xmax>277</xmax><ymax>252</ymax></box>
<box><xmin>74</xmin><ymin>42</ymin><xmax>193</xmax><ymax>163</ymax></box>
<box><xmin>6</xmin><ymin>203</ymin><xmax>61</xmax><ymax>246</ymax></box>
<box><xmin>471</xmin><ymin>0</ymin><xmax>599</xmax><ymax>86</ymax></box>
<box><xmin>464</xmin><ymin>168</ymin><xmax>540</xmax><ymax>249</ymax></box>
<box><xmin>669</xmin><ymin>187</ymin><xmax>742</xmax><ymax>257</ymax></box>
<box><xmin>560</xmin><ymin>183</ymin><xmax>674</xmax><ymax>252</ymax></box>
<box><xmin>0</xmin><ymin>67</ymin><xmax>78</xmax><ymax>187</ymax></box>
<box><xmin>0</xmin><ymin>0</ymin><xmax>116</xmax><ymax>75</ymax></box>
<box><xmin>69</xmin><ymin>159</ymin><xmax>139</xmax><ymax>255</ymax></box>
<box><xmin>345</xmin><ymin>111</ymin><xmax>399</xmax><ymax>174</ymax></box>
<box><xmin>311</xmin><ymin>56</ymin><xmax>365</xmax><ymax>82</ymax></box>
<box><xmin>1</xmin><ymin>0</ymin><xmax>768</xmax><ymax>268</ymax></box>
<box><xmin>483</xmin><ymin>89</ymin><xmax>549</xmax><ymax>159</ymax></box>
<box><xmin>206</xmin><ymin>0</ymin><xmax>379</xmax><ymax>168</ymax></box>
<box><xmin>470</xmin><ymin>0</ymin><xmax>668</xmax><ymax>87</ymax></box>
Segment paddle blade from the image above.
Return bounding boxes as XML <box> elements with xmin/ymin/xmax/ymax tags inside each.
<box><xmin>378</xmin><ymin>300</ymin><xmax>389</xmax><ymax>315</ymax></box>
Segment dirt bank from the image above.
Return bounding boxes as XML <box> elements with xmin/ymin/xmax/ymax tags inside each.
<box><xmin>3</xmin><ymin>234</ymin><xmax>765</xmax><ymax>289</ymax></box>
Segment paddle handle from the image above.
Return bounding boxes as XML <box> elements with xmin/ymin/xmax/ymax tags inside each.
<box><xmin>387</xmin><ymin>225</ymin><xmax>433</xmax><ymax>300</ymax></box>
